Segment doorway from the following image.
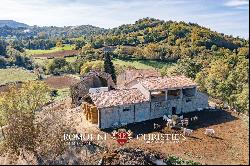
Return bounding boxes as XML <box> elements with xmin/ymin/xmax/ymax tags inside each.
<box><xmin>172</xmin><ymin>107</ymin><xmax>177</xmax><ymax>115</ymax></box>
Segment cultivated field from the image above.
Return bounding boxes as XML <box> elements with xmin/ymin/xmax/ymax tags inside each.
<box><xmin>32</xmin><ymin>50</ymin><xmax>79</xmax><ymax>58</ymax></box>
<box><xmin>43</xmin><ymin>75</ymin><xmax>80</xmax><ymax>89</ymax></box>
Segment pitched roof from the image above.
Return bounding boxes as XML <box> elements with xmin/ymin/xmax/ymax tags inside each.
<box><xmin>89</xmin><ymin>88</ymin><xmax>149</xmax><ymax>108</ymax></box>
<box><xmin>117</xmin><ymin>69</ymin><xmax>160</xmax><ymax>89</ymax></box>
<box><xmin>139</xmin><ymin>75</ymin><xmax>196</xmax><ymax>91</ymax></box>
<box><xmin>80</xmin><ymin>71</ymin><xmax>113</xmax><ymax>82</ymax></box>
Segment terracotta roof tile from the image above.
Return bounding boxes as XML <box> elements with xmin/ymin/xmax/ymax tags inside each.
<box><xmin>139</xmin><ymin>75</ymin><xmax>196</xmax><ymax>91</ymax></box>
<box><xmin>89</xmin><ymin>88</ymin><xmax>149</xmax><ymax>108</ymax></box>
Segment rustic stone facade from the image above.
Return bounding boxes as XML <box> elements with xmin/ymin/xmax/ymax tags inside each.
<box><xmin>86</xmin><ymin>75</ymin><xmax>209</xmax><ymax>129</ymax></box>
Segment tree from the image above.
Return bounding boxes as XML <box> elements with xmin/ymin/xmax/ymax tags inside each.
<box><xmin>47</xmin><ymin>58</ymin><xmax>69</xmax><ymax>75</ymax></box>
<box><xmin>56</xmin><ymin>40</ymin><xmax>63</xmax><ymax>48</ymax></box>
<box><xmin>0</xmin><ymin>81</ymin><xmax>50</xmax><ymax>153</ymax></box>
<box><xmin>211</xmin><ymin>45</ymin><xmax>218</xmax><ymax>51</ymax></box>
<box><xmin>80</xmin><ymin>60</ymin><xmax>104</xmax><ymax>75</ymax></box>
<box><xmin>35</xmin><ymin>108</ymin><xmax>72</xmax><ymax>162</ymax></box>
<box><xmin>0</xmin><ymin>40</ymin><xmax>7</xmax><ymax>56</ymax></box>
<box><xmin>176</xmin><ymin>57</ymin><xmax>202</xmax><ymax>79</ymax></box>
<box><xmin>104</xmin><ymin>52</ymin><xmax>116</xmax><ymax>83</ymax></box>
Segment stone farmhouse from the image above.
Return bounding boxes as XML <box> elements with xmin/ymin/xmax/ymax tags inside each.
<box><xmin>79</xmin><ymin>72</ymin><xmax>208</xmax><ymax>129</ymax></box>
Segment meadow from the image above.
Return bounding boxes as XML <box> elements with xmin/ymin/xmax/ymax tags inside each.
<box><xmin>33</xmin><ymin>56</ymin><xmax>78</xmax><ymax>67</ymax></box>
<box><xmin>0</xmin><ymin>68</ymin><xmax>37</xmax><ymax>85</ymax></box>
<box><xmin>112</xmin><ymin>59</ymin><xmax>174</xmax><ymax>70</ymax></box>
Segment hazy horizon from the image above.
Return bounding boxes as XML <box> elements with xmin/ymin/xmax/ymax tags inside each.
<box><xmin>0</xmin><ymin>0</ymin><xmax>249</xmax><ymax>38</ymax></box>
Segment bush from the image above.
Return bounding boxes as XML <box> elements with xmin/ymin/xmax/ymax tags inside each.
<box><xmin>164</xmin><ymin>155</ymin><xmax>201</xmax><ymax>165</ymax></box>
<box><xmin>0</xmin><ymin>81</ymin><xmax>50</xmax><ymax>153</ymax></box>
<box><xmin>47</xmin><ymin>58</ymin><xmax>69</xmax><ymax>75</ymax></box>
<box><xmin>80</xmin><ymin>60</ymin><xmax>104</xmax><ymax>75</ymax></box>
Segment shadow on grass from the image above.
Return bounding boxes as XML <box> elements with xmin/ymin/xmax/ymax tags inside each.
<box><xmin>186</xmin><ymin>109</ymin><xmax>238</xmax><ymax>130</ymax></box>
<box><xmin>102</xmin><ymin>109</ymin><xmax>238</xmax><ymax>138</ymax></box>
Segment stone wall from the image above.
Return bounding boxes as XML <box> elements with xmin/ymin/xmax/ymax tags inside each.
<box><xmin>98</xmin><ymin>91</ymin><xmax>208</xmax><ymax>129</ymax></box>
<box><xmin>151</xmin><ymin>101</ymin><xmax>168</xmax><ymax>119</ymax></box>
<box><xmin>194</xmin><ymin>92</ymin><xmax>209</xmax><ymax>109</ymax></box>
<box><xmin>180</xmin><ymin>92</ymin><xmax>208</xmax><ymax>113</ymax></box>
<box><xmin>134</xmin><ymin>102</ymin><xmax>151</xmax><ymax>122</ymax></box>
<box><xmin>99</xmin><ymin>102</ymin><xmax>151</xmax><ymax>129</ymax></box>
<box><xmin>166</xmin><ymin>99</ymin><xmax>184</xmax><ymax>114</ymax></box>
<box><xmin>99</xmin><ymin>105</ymin><xmax>134</xmax><ymax>129</ymax></box>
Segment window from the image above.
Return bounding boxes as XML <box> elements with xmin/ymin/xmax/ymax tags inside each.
<box><xmin>168</xmin><ymin>90</ymin><xmax>180</xmax><ymax>96</ymax></box>
<box><xmin>154</xmin><ymin>102</ymin><xmax>163</xmax><ymax>107</ymax></box>
<box><xmin>167</xmin><ymin>89</ymin><xmax>181</xmax><ymax>100</ymax></box>
<box><xmin>123</xmin><ymin>107</ymin><xmax>130</xmax><ymax>112</ymax></box>
<box><xmin>183</xmin><ymin>87</ymin><xmax>196</xmax><ymax>97</ymax></box>
<box><xmin>172</xmin><ymin>107</ymin><xmax>177</xmax><ymax>115</ymax></box>
<box><xmin>150</xmin><ymin>91</ymin><xmax>166</xmax><ymax>101</ymax></box>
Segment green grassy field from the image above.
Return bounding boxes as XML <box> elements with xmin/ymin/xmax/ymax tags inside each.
<box><xmin>25</xmin><ymin>44</ymin><xmax>75</xmax><ymax>56</ymax></box>
<box><xmin>33</xmin><ymin>56</ymin><xmax>78</xmax><ymax>67</ymax></box>
<box><xmin>113</xmin><ymin>59</ymin><xmax>173</xmax><ymax>70</ymax></box>
<box><xmin>0</xmin><ymin>68</ymin><xmax>38</xmax><ymax>85</ymax></box>
<box><xmin>33</xmin><ymin>58</ymin><xmax>53</xmax><ymax>67</ymax></box>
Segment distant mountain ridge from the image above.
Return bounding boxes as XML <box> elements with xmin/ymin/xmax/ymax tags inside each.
<box><xmin>0</xmin><ymin>20</ymin><xmax>29</xmax><ymax>28</ymax></box>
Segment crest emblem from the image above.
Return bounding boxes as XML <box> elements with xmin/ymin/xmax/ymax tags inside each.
<box><xmin>112</xmin><ymin>129</ymin><xmax>133</xmax><ymax>146</ymax></box>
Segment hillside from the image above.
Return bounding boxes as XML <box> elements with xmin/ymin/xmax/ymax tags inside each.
<box><xmin>0</xmin><ymin>17</ymin><xmax>249</xmax><ymax>165</ymax></box>
<box><xmin>0</xmin><ymin>18</ymin><xmax>249</xmax><ymax>115</ymax></box>
<box><xmin>80</xmin><ymin>18</ymin><xmax>249</xmax><ymax>114</ymax></box>
<box><xmin>0</xmin><ymin>20</ymin><xmax>29</xmax><ymax>28</ymax></box>
<box><xmin>0</xmin><ymin>24</ymin><xmax>107</xmax><ymax>39</ymax></box>
<box><xmin>90</xmin><ymin>18</ymin><xmax>247</xmax><ymax>55</ymax></box>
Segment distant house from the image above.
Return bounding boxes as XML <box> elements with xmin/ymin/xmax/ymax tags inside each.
<box><xmin>82</xmin><ymin>75</ymin><xmax>208</xmax><ymax>129</ymax></box>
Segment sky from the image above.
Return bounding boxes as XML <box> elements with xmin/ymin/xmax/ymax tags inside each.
<box><xmin>0</xmin><ymin>0</ymin><xmax>249</xmax><ymax>38</ymax></box>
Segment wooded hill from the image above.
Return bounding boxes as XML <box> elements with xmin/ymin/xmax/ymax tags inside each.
<box><xmin>81</xmin><ymin>18</ymin><xmax>249</xmax><ymax>114</ymax></box>
<box><xmin>0</xmin><ymin>24</ymin><xmax>107</xmax><ymax>39</ymax></box>
<box><xmin>0</xmin><ymin>20</ymin><xmax>29</xmax><ymax>28</ymax></box>
<box><xmin>0</xmin><ymin>18</ymin><xmax>249</xmax><ymax>114</ymax></box>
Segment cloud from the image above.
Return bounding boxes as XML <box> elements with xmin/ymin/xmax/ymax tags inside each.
<box><xmin>224</xmin><ymin>0</ymin><xmax>249</xmax><ymax>7</ymax></box>
<box><xmin>0</xmin><ymin>0</ymin><xmax>248</xmax><ymax>38</ymax></box>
